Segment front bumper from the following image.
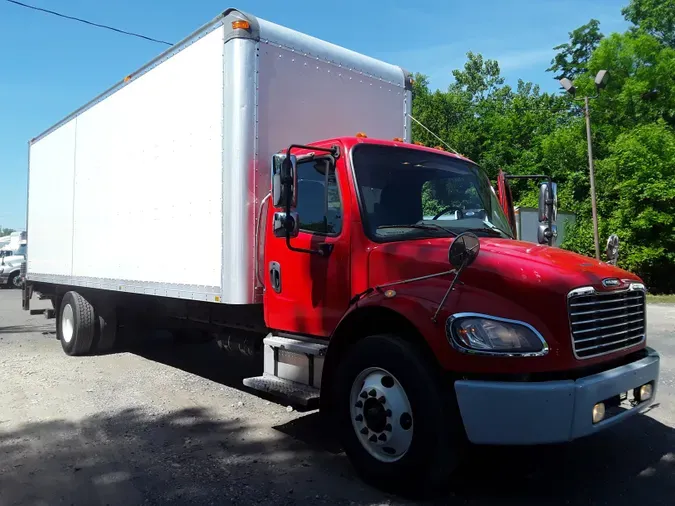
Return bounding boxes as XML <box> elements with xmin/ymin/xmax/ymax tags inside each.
<box><xmin>455</xmin><ymin>347</ymin><xmax>660</xmax><ymax>444</ymax></box>
<box><xmin>0</xmin><ymin>272</ymin><xmax>9</xmax><ymax>285</ymax></box>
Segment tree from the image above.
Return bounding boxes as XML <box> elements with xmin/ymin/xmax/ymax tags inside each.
<box><xmin>596</xmin><ymin>122</ymin><xmax>675</xmax><ymax>292</ymax></box>
<box><xmin>548</xmin><ymin>19</ymin><xmax>604</xmax><ymax>81</ymax></box>
<box><xmin>0</xmin><ymin>227</ymin><xmax>15</xmax><ymax>236</ymax></box>
<box><xmin>622</xmin><ymin>0</ymin><xmax>675</xmax><ymax>47</ymax></box>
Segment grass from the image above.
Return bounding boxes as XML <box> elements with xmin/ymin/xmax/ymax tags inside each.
<box><xmin>646</xmin><ymin>294</ymin><xmax>675</xmax><ymax>304</ymax></box>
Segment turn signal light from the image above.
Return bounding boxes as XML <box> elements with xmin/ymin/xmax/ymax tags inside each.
<box><xmin>355</xmin><ymin>132</ymin><xmax>367</xmax><ymax>138</ymax></box>
<box><xmin>232</xmin><ymin>20</ymin><xmax>251</xmax><ymax>30</ymax></box>
<box><xmin>392</xmin><ymin>137</ymin><xmax>403</xmax><ymax>142</ymax></box>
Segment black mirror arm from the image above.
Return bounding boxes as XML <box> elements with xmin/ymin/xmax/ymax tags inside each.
<box><xmin>285</xmin><ymin>235</ymin><xmax>333</xmax><ymax>257</ymax></box>
<box><xmin>431</xmin><ymin>259</ymin><xmax>468</xmax><ymax>323</ymax></box>
<box><xmin>281</xmin><ymin>144</ymin><xmax>339</xmax><ymax>257</ymax></box>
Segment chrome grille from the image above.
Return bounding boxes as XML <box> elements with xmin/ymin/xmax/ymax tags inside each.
<box><xmin>568</xmin><ymin>288</ymin><xmax>646</xmax><ymax>359</ymax></box>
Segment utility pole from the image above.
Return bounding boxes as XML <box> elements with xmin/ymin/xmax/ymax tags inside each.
<box><xmin>584</xmin><ymin>96</ymin><xmax>601</xmax><ymax>260</ymax></box>
<box><xmin>559</xmin><ymin>70</ymin><xmax>609</xmax><ymax>261</ymax></box>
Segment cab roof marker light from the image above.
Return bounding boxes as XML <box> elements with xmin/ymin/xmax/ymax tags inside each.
<box><xmin>231</xmin><ymin>20</ymin><xmax>250</xmax><ymax>30</ymax></box>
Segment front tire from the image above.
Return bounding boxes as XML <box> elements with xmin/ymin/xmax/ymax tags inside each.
<box><xmin>333</xmin><ymin>334</ymin><xmax>464</xmax><ymax>497</ymax></box>
<box><xmin>57</xmin><ymin>291</ymin><xmax>96</xmax><ymax>356</ymax></box>
<box><xmin>9</xmin><ymin>272</ymin><xmax>22</xmax><ymax>289</ymax></box>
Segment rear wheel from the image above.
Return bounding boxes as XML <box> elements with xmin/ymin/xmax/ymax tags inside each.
<box><xmin>57</xmin><ymin>291</ymin><xmax>96</xmax><ymax>356</ymax></box>
<box><xmin>333</xmin><ymin>334</ymin><xmax>465</xmax><ymax>497</ymax></box>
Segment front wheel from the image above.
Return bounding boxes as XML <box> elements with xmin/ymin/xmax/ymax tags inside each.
<box><xmin>8</xmin><ymin>272</ymin><xmax>21</xmax><ymax>289</ymax></box>
<box><xmin>333</xmin><ymin>334</ymin><xmax>465</xmax><ymax>497</ymax></box>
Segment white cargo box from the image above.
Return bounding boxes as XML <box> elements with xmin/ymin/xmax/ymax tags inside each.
<box><xmin>27</xmin><ymin>8</ymin><xmax>411</xmax><ymax>305</ymax></box>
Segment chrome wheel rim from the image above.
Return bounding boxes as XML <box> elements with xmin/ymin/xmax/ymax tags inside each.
<box><xmin>12</xmin><ymin>275</ymin><xmax>21</xmax><ymax>288</ymax></box>
<box><xmin>61</xmin><ymin>304</ymin><xmax>74</xmax><ymax>343</ymax></box>
<box><xmin>349</xmin><ymin>367</ymin><xmax>413</xmax><ymax>463</ymax></box>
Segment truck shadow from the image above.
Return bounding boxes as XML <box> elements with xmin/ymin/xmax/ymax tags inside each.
<box><xmin>275</xmin><ymin>409</ymin><xmax>675</xmax><ymax>505</ymax></box>
<box><xmin>122</xmin><ymin>331</ymin><xmax>261</xmax><ymax>393</ymax></box>
<box><xmin>0</xmin><ymin>406</ymin><xmax>383</xmax><ymax>506</ymax></box>
<box><xmin>2</xmin><ymin>403</ymin><xmax>671</xmax><ymax>505</ymax></box>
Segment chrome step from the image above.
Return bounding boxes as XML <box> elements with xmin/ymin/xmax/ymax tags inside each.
<box><xmin>242</xmin><ymin>334</ymin><xmax>327</xmax><ymax>406</ymax></box>
<box><xmin>243</xmin><ymin>375</ymin><xmax>320</xmax><ymax>407</ymax></box>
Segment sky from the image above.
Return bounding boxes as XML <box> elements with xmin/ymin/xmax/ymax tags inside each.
<box><xmin>0</xmin><ymin>0</ymin><xmax>630</xmax><ymax>231</ymax></box>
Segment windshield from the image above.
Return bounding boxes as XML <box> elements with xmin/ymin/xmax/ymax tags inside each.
<box><xmin>352</xmin><ymin>144</ymin><xmax>514</xmax><ymax>241</ymax></box>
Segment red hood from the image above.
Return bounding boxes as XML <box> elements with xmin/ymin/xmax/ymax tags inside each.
<box><xmin>366</xmin><ymin>237</ymin><xmax>644</xmax><ymax>373</ymax></box>
<box><xmin>368</xmin><ymin>237</ymin><xmax>641</xmax><ymax>296</ymax></box>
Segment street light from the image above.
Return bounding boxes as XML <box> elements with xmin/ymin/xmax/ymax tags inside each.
<box><xmin>560</xmin><ymin>70</ymin><xmax>610</xmax><ymax>261</ymax></box>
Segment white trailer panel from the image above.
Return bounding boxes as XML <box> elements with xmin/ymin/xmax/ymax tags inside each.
<box><xmin>27</xmin><ymin>8</ymin><xmax>411</xmax><ymax>304</ymax></box>
<box><xmin>27</xmin><ymin>119</ymin><xmax>76</xmax><ymax>276</ymax></box>
<box><xmin>71</xmin><ymin>28</ymin><xmax>224</xmax><ymax>290</ymax></box>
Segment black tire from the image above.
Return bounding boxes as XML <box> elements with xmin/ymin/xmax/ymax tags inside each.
<box><xmin>8</xmin><ymin>272</ymin><xmax>21</xmax><ymax>289</ymax></box>
<box><xmin>56</xmin><ymin>291</ymin><xmax>96</xmax><ymax>356</ymax></box>
<box><xmin>94</xmin><ymin>308</ymin><xmax>118</xmax><ymax>353</ymax></box>
<box><xmin>333</xmin><ymin>334</ymin><xmax>465</xmax><ymax>497</ymax></box>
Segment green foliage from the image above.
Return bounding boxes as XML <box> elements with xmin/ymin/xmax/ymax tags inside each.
<box><xmin>548</xmin><ymin>19</ymin><xmax>604</xmax><ymax>80</ymax></box>
<box><xmin>0</xmin><ymin>227</ymin><xmax>15</xmax><ymax>236</ymax></box>
<box><xmin>409</xmin><ymin>0</ymin><xmax>675</xmax><ymax>292</ymax></box>
<box><xmin>622</xmin><ymin>0</ymin><xmax>675</xmax><ymax>47</ymax></box>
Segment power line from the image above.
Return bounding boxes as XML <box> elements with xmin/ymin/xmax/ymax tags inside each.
<box><xmin>4</xmin><ymin>0</ymin><xmax>173</xmax><ymax>46</ymax></box>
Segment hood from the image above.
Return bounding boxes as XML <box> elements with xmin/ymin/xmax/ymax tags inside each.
<box><xmin>367</xmin><ymin>237</ymin><xmax>644</xmax><ymax>373</ymax></box>
<box><xmin>368</xmin><ymin>237</ymin><xmax>641</xmax><ymax>300</ymax></box>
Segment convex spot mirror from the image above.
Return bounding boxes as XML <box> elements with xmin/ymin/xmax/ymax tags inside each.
<box><xmin>448</xmin><ymin>232</ymin><xmax>480</xmax><ymax>269</ymax></box>
<box><xmin>606</xmin><ymin>234</ymin><xmax>619</xmax><ymax>265</ymax></box>
<box><xmin>537</xmin><ymin>223</ymin><xmax>557</xmax><ymax>245</ymax></box>
<box><xmin>271</xmin><ymin>154</ymin><xmax>298</xmax><ymax>208</ymax></box>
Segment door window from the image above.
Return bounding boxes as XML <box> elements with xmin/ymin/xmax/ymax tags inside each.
<box><xmin>296</xmin><ymin>158</ymin><xmax>342</xmax><ymax>235</ymax></box>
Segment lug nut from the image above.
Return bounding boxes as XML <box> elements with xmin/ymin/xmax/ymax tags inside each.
<box><xmin>368</xmin><ymin>389</ymin><xmax>377</xmax><ymax>397</ymax></box>
<box><xmin>384</xmin><ymin>423</ymin><xmax>392</xmax><ymax>432</ymax></box>
<box><xmin>355</xmin><ymin>401</ymin><xmax>363</xmax><ymax>408</ymax></box>
<box><xmin>385</xmin><ymin>409</ymin><xmax>392</xmax><ymax>417</ymax></box>
<box><xmin>369</xmin><ymin>434</ymin><xmax>378</xmax><ymax>443</ymax></box>
<box><xmin>360</xmin><ymin>427</ymin><xmax>368</xmax><ymax>435</ymax></box>
<box><xmin>378</xmin><ymin>433</ymin><xmax>387</xmax><ymax>442</ymax></box>
<box><xmin>360</xmin><ymin>391</ymin><xmax>368</xmax><ymax>399</ymax></box>
<box><xmin>378</xmin><ymin>396</ymin><xmax>386</xmax><ymax>404</ymax></box>
<box><xmin>355</xmin><ymin>414</ymin><xmax>363</xmax><ymax>422</ymax></box>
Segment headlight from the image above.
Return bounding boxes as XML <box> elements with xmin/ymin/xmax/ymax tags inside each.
<box><xmin>447</xmin><ymin>314</ymin><xmax>548</xmax><ymax>356</ymax></box>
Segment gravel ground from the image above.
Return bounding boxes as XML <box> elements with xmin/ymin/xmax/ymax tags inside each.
<box><xmin>0</xmin><ymin>290</ymin><xmax>674</xmax><ymax>506</ymax></box>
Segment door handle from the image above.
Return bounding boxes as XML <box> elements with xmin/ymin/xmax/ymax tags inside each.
<box><xmin>269</xmin><ymin>261</ymin><xmax>281</xmax><ymax>293</ymax></box>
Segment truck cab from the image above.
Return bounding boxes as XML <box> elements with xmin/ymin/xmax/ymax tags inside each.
<box><xmin>258</xmin><ymin>134</ymin><xmax>659</xmax><ymax>493</ymax></box>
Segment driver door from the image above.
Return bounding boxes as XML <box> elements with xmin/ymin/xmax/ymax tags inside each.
<box><xmin>263</xmin><ymin>154</ymin><xmax>351</xmax><ymax>337</ymax></box>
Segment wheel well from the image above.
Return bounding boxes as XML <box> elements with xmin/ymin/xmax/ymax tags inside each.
<box><xmin>320</xmin><ymin>306</ymin><xmax>441</xmax><ymax>412</ymax></box>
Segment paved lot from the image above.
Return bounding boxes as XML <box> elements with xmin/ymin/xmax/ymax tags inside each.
<box><xmin>0</xmin><ymin>289</ymin><xmax>673</xmax><ymax>505</ymax></box>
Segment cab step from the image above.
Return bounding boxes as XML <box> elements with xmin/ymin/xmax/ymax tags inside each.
<box><xmin>242</xmin><ymin>334</ymin><xmax>327</xmax><ymax>407</ymax></box>
<box><xmin>242</xmin><ymin>375</ymin><xmax>320</xmax><ymax>407</ymax></box>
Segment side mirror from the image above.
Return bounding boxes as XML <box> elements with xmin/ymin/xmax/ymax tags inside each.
<box><xmin>448</xmin><ymin>232</ymin><xmax>480</xmax><ymax>269</ymax></box>
<box><xmin>273</xmin><ymin>211</ymin><xmax>299</xmax><ymax>238</ymax></box>
<box><xmin>537</xmin><ymin>223</ymin><xmax>558</xmax><ymax>245</ymax></box>
<box><xmin>271</xmin><ymin>154</ymin><xmax>297</xmax><ymax>208</ymax></box>
<box><xmin>606</xmin><ymin>234</ymin><xmax>619</xmax><ymax>265</ymax></box>
<box><xmin>538</xmin><ymin>182</ymin><xmax>557</xmax><ymax>223</ymax></box>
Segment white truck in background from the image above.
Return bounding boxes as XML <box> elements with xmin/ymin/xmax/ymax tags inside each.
<box><xmin>0</xmin><ymin>231</ymin><xmax>27</xmax><ymax>288</ymax></box>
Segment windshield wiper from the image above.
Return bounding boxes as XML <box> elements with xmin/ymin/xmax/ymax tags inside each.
<box><xmin>377</xmin><ymin>223</ymin><xmax>456</xmax><ymax>236</ymax></box>
<box><xmin>469</xmin><ymin>223</ymin><xmax>511</xmax><ymax>238</ymax></box>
